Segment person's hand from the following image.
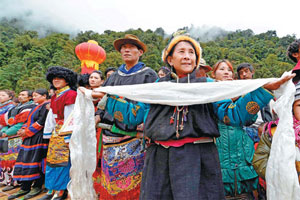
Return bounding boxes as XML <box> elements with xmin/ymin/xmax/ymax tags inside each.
<box><xmin>78</xmin><ymin>87</ymin><xmax>86</xmax><ymax>94</ymax></box>
<box><xmin>17</xmin><ymin>129</ymin><xmax>26</xmax><ymax>137</ymax></box>
<box><xmin>263</xmin><ymin>73</ymin><xmax>296</xmax><ymax>91</ymax></box>
<box><xmin>2</xmin><ymin>133</ymin><xmax>7</xmax><ymax>137</ymax></box>
<box><xmin>136</xmin><ymin>132</ymin><xmax>144</xmax><ymax>138</ymax></box>
<box><xmin>95</xmin><ymin>115</ymin><xmax>101</xmax><ymax>127</ymax></box>
<box><xmin>91</xmin><ymin>91</ymin><xmax>106</xmax><ymax>99</ymax></box>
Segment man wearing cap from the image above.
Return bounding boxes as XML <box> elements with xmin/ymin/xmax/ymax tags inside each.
<box><xmin>94</xmin><ymin>34</ymin><xmax>158</xmax><ymax>199</ymax></box>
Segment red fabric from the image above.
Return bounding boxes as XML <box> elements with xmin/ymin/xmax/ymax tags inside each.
<box><xmin>155</xmin><ymin>137</ymin><xmax>213</xmax><ymax>147</ymax></box>
<box><xmin>259</xmin><ymin>177</ymin><xmax>266</xmax><ymax>190</ymax></box>
<box><xmin>98</xmin><ymin>183</ymin><xmax>140</xmax><ymax>200</ymax></box>
<box><xmin>93</xmin><ymin>128</ymin><xmax>102</xmax><ymax>196</ymax></box>
<box><xmin>0</xmin><ymin>160</ymin><xmax>16</xmax><ymax>168</ymax></box>
<box><xmin>178</xmin><ymin>74</ymin><xmax>188</xmax><ymax>78</ymax></box>
<box><xmin>292</xmin><ymin>60</ymin><xmax>300</xmax><ymax>72</ymax></box>
<box><xmin>14</xmin><ymin>111</ymin><xmax>30</xmax><ymax>124</ymax></box>
<box><xmin>0</xmin><ymin>113</ymin><xmax>7</xmax><ymax>126</ymax></box>
<box><xmin>25</xmin><ymin>122</ymin><xmax>43</xmax><ymax>137</ymax></box>
<box><xmin>51</xmin><ymin>90</ymin><xmax>77</xmax><ymax>120</ymax></box>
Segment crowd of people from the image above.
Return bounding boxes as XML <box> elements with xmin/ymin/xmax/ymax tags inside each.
<box><xmin>0</xmin><ymin>32</ymin><xmax>299</xmax><ymax>200</ymax></box>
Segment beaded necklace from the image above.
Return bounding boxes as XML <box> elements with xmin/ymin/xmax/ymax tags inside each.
<box><xmin>169</xmin><ymin>73</ymin><xmax>190</xmax><ymax>138</ymax></box>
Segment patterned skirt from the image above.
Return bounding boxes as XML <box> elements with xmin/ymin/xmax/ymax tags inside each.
<box><xmin>13</xmin><ymin>132</ymin><xmax>48</xmax><ymax>181</ymax></box>
<box><xmin>98</xmin><ymin>137</ymin><xmax>145</xmax><ymax>200</ymax></box>
<box><xmin>45</xmin><ymin>133</ymin><xmax>71</xmax><ymax>191</ymax></box>
<box><xmin>0</xmin><ymin>136</ymin><xmax>22</xmax><ymax>185</ymax></box>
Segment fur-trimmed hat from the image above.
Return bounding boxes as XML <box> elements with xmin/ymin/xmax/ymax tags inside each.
<box><xmin>162</xmin><ymin>31</ymin><xmax>202</xmax><ymax>67</ymax></box>
<box><xmin>46</xmin><ymin>66</ymin><xmax>78</xmax><ymax>90</ymax></box>
<box><xmin>113</xmin><ymin>34</ymin><xmax>147</xmax><ymax>53</ymax></box>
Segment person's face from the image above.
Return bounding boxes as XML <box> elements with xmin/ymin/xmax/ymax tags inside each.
<box><xmin>89</xmin><ymin>72</ymin><xmax>103</xmax><ymax>88</ymax></box>
<box><xmin>294</xmin><ymin>99</ymin><xmax>300</xmax><ymax>121</ymax></box>
<box><xmin>106</xmin><ymin>70</ymin><xmax>115</xmax><ymax>78</ymax></box>
<box><xmin>238</xmin><ymin>67</ymin><xmax>254</xmax><ymax>80</ymax></box>
<box><xmin>18</xmin><ymin>91</ymin><xmax>30</xmax><ymax>104</ymax></box>
<box><xmin>213</xmin><ymin>62</ymin><xmax>233</xmax><ymax>81</ymax></box>
<box><xmin>120</xmin><ymin>43</ymin><xmax>143</xmax><ymax>65</ymax></box>
<box><xmin>196</xmin><ymin>67</ymin><xmax>207</xmax><ymax>77</ymax></box>
<box><xmin>32</xmin><ymin>92</ymin><xmax>46</xmax><ymax>104</ymax></box>
<box><xmin>292</xmin><ymin>48</ymin><xmax>300</xmax><ymax>62</ymax></box>
<box><xmin>0</xmin><ymin>91</ymin><xmax>11</xmax><ymax>103</ymax></box>
<box><xmin>49</xmin><ymin>89</ymin><xmax>55</xmax><ymax>97</ymax></box>
<box><xmin>158</xmin><ymin>69</ymin><xmax>167</xmax><ymax>78</ymax></box>
<box><xmin>167</xmin><ymin>41</ymin><xmax>196</xmax><ymax>76</ymax></box>
<box><xmin>52</xmin><ymin>77</ymin><xmax>68</xmax><ymax>90</ymax></box>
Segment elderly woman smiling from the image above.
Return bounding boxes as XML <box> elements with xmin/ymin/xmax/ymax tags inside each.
<box><xmin>88</xmin><ymin>31</ymin><xmax>294</xmax><ymax>199</ymax></box>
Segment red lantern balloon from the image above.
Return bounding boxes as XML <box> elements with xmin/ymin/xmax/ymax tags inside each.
<box><xmin>75</xmin><ymin>40</ymin><xmax>106</xmax><ymax>74</ymax></box>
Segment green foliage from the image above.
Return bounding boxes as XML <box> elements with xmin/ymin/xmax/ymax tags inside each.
<box><xmin>0</xmin><ymin>18</ymin><xmax>297</xmax><ymax>93</ymax></box>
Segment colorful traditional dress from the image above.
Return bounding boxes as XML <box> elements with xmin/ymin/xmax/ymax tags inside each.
<box><xmin>13</xmin><ymin>101</ymin><xmax>49</xmax><ymax>185</ymax></box>
<box><xmin>96</xmin><ymin>62</ymin><xmax>157</xmax><ymax>199</ymax></box>
<box><xmin>106</xmin><ymin>71</ymin><xmax>274</xmax><ymax>199</ymax></box>
<box><xmin>0</xmin><ymin>100</ymin><xmax>17</xmax><ymax>186</ymax></box>
<box><xmin>43</xmin><ymin>86</ymin><xmax>77</xmax><ymax>190</ymax></box>
<box><xmin>92</xmin><ymin>100</ymin><xmax>103</xmax><ymax>196</ymax></box>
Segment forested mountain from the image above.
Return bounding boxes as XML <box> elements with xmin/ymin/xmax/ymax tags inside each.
<box><xmin>0</xmin><ymin>19</ymin><xmax>297</xmax><ymax>92</ymax></box>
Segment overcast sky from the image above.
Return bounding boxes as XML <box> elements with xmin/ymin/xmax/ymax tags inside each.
<box><xmin>0</xmin><ymin>0</ymin><xmax>299</xmax><ymax>38</ymax></box>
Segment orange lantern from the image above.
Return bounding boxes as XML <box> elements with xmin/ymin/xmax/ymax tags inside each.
<box><xmin>75</xmin><ymin>40</ymin><xmax>106</xmax><ymax>74</ymax></box>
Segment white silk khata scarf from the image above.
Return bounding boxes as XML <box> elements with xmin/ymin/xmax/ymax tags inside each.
<box><xmin>94</xmin><ymin>78</ymin><xmax>276</xmax><ymax>106</ymax></box>
<box><xmin>69</xmin><ymin>73</ymin><xmax>299</xmax><ymax>200</ymax></box>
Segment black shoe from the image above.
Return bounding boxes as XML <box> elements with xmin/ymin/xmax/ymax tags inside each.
<box><xmin>52</xmin><ymin>190</ymin><xmax>68</xmax><ymax>200</ymax></box>
<box><xmin>37</xmin><ymin>193</ymin><xmax>54</xmax><ymax>200</ymax></box>
<box><xmin>24</xmin><ymin>187</ymin><xmax>43</xmax><ymax>199</ymax></box>
<box><xmin>7</xmin><ymin>189</ymin><xmax>30</xmax><ymax>200</ymax></box>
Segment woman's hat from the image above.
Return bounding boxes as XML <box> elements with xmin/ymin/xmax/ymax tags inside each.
<box><xmin>46</xmin><ymin>66</ymin><xmax>78</xmax><ymax>90</ymax></box>
<box><xmin>162</xmin><ymin>31</ymin><xmax>202</xmax><ymax>67</ymax></box>
<box><xmin>113</xmin><ymin>34</ymin><xmax>147</xmax><ymax>53</ymax></box>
